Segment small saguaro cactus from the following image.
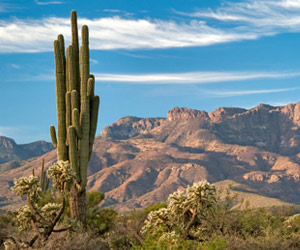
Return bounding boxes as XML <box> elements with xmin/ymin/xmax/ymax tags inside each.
<box><xmin>40</xmin><ymin>159</ymin><xmax>50</xmax><ymax>192</ymax></box>
<box><xmin>32</xmin><ymin>159</ymin><xmax>50</xmax><ymax>192</ymax></box>
<box><xmin>49</xmin><ymin>10</ymin><xmax>99</xmax><ymax>227</ymax></box>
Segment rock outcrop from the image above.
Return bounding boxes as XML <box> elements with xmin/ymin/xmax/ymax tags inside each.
<box><xmin>100</xmin><ymin>116</ymin><xmax>165</xmax><ymax>140</ymax></box>
<box><xmin>167</xmin><ymin>107</ymin><xmax>209</xmax><ymax>121</ymax></box>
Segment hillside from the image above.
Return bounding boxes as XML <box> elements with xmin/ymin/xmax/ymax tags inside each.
<box><xmin>1</xmin><ymin>102</ymin><xmax>300</xmax><ymax>210</ymax></box>
<box><xmin>0</xmin><ymin>136</ymin><xmax>53</xmax><ymax>165</ymax></box>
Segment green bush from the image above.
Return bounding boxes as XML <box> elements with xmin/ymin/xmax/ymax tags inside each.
<box><xmin>86</xmin><ymin>191</ymin><xmax>117</xmax><ymax>235</ymax></box>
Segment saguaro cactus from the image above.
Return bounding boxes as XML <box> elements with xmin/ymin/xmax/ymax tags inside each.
<box><xmin>39</xmin><ymin>159</ymin><xmax>50</xmax><ymax>192</ymax></box>
<box><xmin>50</xmin><ymin>10</ymin><xmax>99</xmax><ymax>227</ymax></box>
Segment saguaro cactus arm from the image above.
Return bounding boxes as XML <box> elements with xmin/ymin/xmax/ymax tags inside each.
<box><xmin>53</xmin><ymin>39</ymin><xmax>67</xmax><ymax>161</ymax></box>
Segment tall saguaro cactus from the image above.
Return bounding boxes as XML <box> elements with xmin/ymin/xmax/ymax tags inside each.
<box><xmin>50</xmin><ymin>10</ymin><xmax>99</xmax><ymax>227</ymax></box>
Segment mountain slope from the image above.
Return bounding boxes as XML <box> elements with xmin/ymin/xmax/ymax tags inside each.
<box><xmin>2</xmin><ymin>102</ymin><xmax>300</xmax><ymax>211</ymax></box>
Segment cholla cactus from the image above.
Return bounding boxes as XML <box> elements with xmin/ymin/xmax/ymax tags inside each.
<box><xmin>12</xmin><ymin>175</ymin><xmax>41</xmax><ymax>201</ymax></box>
<box><xmin>47</xmin><ymin>160</ymin><xmax>76</xmax><ymax>189</ymax></box>
<box><xmin>16</xmin><ymin>205</ymin><xmax>33</xmax><ymax>232</ymax></box>
<box><xmin>142</xmin><ymin>181</ymin><xmax>217</xmax><ymax>240</ymax></box>
<box><xmin>41</xmin><ymin>203</ymin><xmax>61</xmax><ymax>220</ymax></box>
<box><xmin>159</xmin><ymin>231</ymin><xmax>180</xmax><ymax>244</ymax></box>
<box><xmin>4</xmin><ymin>239</ymin><xmax>27</xmax><ymax>250</ymax></box>
<box><xmin>142</xmin><ymin>208</ymin><xmax>171</xmax><ymax>234</ymax></box>
<box><xmin>7</xmin><ymin>160</ymin><xmax>76</xmax><ymax>248</ymax></box>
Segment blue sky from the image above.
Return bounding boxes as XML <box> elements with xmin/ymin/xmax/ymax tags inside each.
<box><xmin>1</xmin><ymin>0</ymin><xmax>300</xmax><ymax>143</ymax></box>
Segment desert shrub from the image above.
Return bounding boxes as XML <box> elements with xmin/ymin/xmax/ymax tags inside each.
<box><xmin>201</xmin><ymin>185</ymin><xmax>240</xmax><ymax>237</ymax></box>
<box><xmin>132</xmin><ymin>233</ymin><xmax>227</xmax><ymax>250</ymax></box>
<box><xmin>41</xmin><ymin>230</ymin><xmax>110</xmax><ymax>250</ymax></box>
<box><xmin>108</xmin><ymin>209</ymin><xmax>146</xmax><ymax>249</ymax></box>
<box><xmin>106</xmin><ymin>202</ymin><xmax>167</xmax><ymax>249</ymax></box>
<box><xmin>0</xmin><ymin>214</ymin><xmax>15</xmax><ymax>249</ymax></box>
<box><xmin>86</xmin><ymin>190</ymin><xmax>117</xmax><ymax>235</ymax></box>
<box><xmin>225</xmin><ymin>206</ymin><xmax>283</xmax><ymax>240</ymax></box>
<box><xmin>143</xmin><ymin>202</ymin><xmax>167</xmax><ymax>214</ymax></box>
<box><xmin>227</xmin><ymin>233</ymin><xmax>300</xmax><ymax>250</ymax></box>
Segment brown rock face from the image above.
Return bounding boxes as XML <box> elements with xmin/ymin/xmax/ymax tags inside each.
<box><xmin>2</xmin><ymin>102</ymin><xmax>300</xmax><ymax>211</ymax></box>
<box><xmin>209</xmin><ymin>107</ymin><xmax>247</xmax><ymax>123</ymax></box>
<box><xmin>100</xmin><ymin>116</ymin><xmax>165</xmax><ymax>140</ymax></box>
<box><xmin>168</xmin><ymin>107</ymin><xmax>209</xmax><ymax>121</ymax></box>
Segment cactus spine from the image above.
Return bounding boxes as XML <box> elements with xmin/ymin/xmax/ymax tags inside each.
<box><xmin>50</xmin><ymin>10</ymin><xmax>99</xmax><ymax>227</ymax></box>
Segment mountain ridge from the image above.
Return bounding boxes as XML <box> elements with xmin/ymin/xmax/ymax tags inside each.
<box><xmin>0</xmin><ymin>136</ymin><xmax>54</xmax><ymax>164</ymax></box>
<box><xmin>1</xmin><ymin>102</ymin><xmax>300</xmax><ymax>211</ymax></box>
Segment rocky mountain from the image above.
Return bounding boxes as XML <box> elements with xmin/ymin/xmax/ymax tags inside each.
<box><xmin>1</xmin><ymin>102</ymin><xmax>300</xmax><ymax>211</ymax></box>
<box><xmin>0</xmin><ymin>136</ymin><xmax>54</xmax><ymax>165</ymax></box>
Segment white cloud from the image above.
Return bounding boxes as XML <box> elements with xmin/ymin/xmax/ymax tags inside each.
<box><xmin>34</xmin><ymin>0</ymin><xmax>64</xmax><ymax>5</ymax></box>
<box><xmin>0</xmin><ymin>16</ymin><xmax>256</xmax><ymax>53</ymax></box>
<box><xmin>177</xmin><ymin>0</ymin><xmax>300</xmax><ymax>34</ymax></box>
<box><xmin>103</xmin><ymin>9</ymin><xmax>121</xmax><ymax>13</ymax></box>
<box><xmin>94</xmin><ymin>71</ymin><xmax>300</xmax><ymax>84</ymax></box>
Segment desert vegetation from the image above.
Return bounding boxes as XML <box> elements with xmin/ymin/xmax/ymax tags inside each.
<box><xmin>1</xmin><ymin>180</ymin><xmax>300</xmax><ymax>249</ymax></box>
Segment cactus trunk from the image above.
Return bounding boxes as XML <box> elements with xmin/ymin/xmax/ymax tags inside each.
<box><xmin>50</xmin><ymin>10</ymin><xmax>99</xmax><ymax>227</ymax></box>
<box><xmin>69</xmin><ymin>185</ymin><xmax>86</xmax><ymax>228</ymax></box>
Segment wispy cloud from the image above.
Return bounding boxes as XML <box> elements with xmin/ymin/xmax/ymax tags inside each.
<box><xmin>176</xmin><ymin>0</ymin><xmax>300</xmax><ymax>35</ymax></box>
<box><xmin>34</xmin><ymin>0</ymin><xmax>64</xmax><ymax>5</ymax></box>
<box><xmin>0</xmin><ymin>3</ymin><xmax>10</xmax><ymax>12</ymax></box>
<box><xmin>0</xmin><ymin>16</ymin><xmax>256</xmax><ymax>53</ymax></box>
<box><xmin>9</xmin><ymin>63</ymin><xmax>20</xmax><ymax>69</ymax></box>
<box><xmin>205</xmin><ymin>87</ymin><xmax>300</xmax><ymax>97</ymax></box>
<box><xmin>2</xmin><ymin>73</ymin><xmax>54</xmax><ymax>82</ymax></box>
<box><xmin>103</xmin><ymin>9</ymin><xmax>121</xmax><ymax>13</ymax></box>
<box><xmin>94</xmin><ymin>71</ymin><xmax>300</xmax><ymax>84</ymax></box>
<box><xmin>90</xmin><ymin>58</ymin><xmax>99</xmax><ymax>64</ymax></box>
<box><xmin>115</xmin><ymin>51</ymin><xmax>152</xmax><ymax>59</ymax></box>
<box><xmin>5</xmin><ymin>70</ymin><xmax>299</xmax><ymax>85</ymax></box>
<box><xmin>0</xmin><ymin>1</ymin><xmax>22</xmax><ymax>13</ymax></box>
